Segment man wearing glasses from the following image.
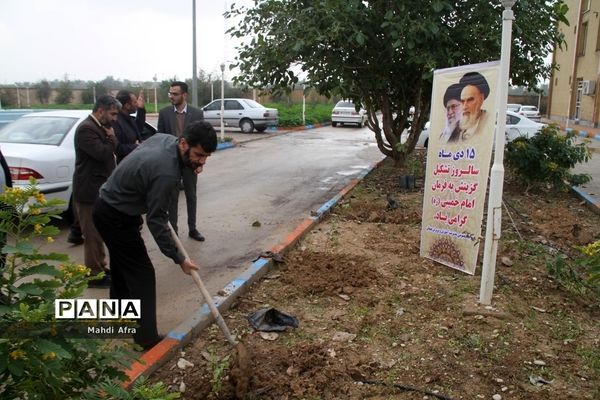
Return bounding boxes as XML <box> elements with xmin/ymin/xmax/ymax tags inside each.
<box><xmin>157</xmin><ymin>81</ymin><xmax>206</xmax><ymax>242</ymax></box>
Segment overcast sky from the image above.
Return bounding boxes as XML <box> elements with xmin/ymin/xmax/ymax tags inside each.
<box><xmin>0</xmin><ymin>0</ymin><xmax>251</xmax><ymax>84</ymax></box>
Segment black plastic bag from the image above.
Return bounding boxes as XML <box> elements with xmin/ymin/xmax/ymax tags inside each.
<box><xmin>247</xmin><ymin>308</ymin><xmax>299</xmax><ymax>332</ymax></box>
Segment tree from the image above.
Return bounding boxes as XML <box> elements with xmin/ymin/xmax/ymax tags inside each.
<box><xmin>36</xmin><ymin>80</ymin><xmax>51</xmax><ymax>104</ymax></box>
<box><xmin>55</xmin><ymin>79</ymin><xmax>73</xmax><ymax>104</ymax></box>
<box><xmin>226</xmin><ymin>0</ymin><xmax>568</xmax><ymax>164</ymax></box>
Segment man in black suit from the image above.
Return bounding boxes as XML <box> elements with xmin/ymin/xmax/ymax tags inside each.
<box><xmin>114</xmin><ymin>89</ymin><xmax>146</xmax><ymax>163</ymax></box>
<box><xmin>157</xmin><ymin>81</ymin><xmax>205</xmax><ymax>241</ymax></box>
<box><xmin>72</xmin><ymin>95</ymin><xmax>120</xmax><ymax>287</ymax></box>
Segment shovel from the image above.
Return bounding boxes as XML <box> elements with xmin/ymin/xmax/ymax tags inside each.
<box><xmin>168</xmin><ymin>224</ymin><xmax>250</xmax><ymax>397</ymax></box>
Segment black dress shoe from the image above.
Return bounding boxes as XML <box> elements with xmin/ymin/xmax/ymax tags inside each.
<box><xmin>88</xmin><ymin>275</ymin><xmax>111</xmax><ymax>288</ymax></box>
<box><xmin>138</xmin><ymin>335</ymin><xmax>165</xmax><ymax>350</ymax></box>
<box><xmin>188</xmin><ymin>229</ymin><xmax>205</xmax><ymax>241</ymax></box>
<box><xmin>67</xmin><ymin>231</ymin><xmax>84</xmax><ymax>245</ymax></box>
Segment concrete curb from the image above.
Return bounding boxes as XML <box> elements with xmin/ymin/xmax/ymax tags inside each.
<box><xmin>570</xmin><ymin>185</ymin><xmax>600</xmax><ymax>214</ymax></box>
<box><xmin>124</xmin><ymin>155</ymin><xmax>383</xmax><ymax>385</ymax></box>
<box><xmin>565</xmin><ymin>127</ymin><xmax>600</xmax><ymax>141</ymax></box>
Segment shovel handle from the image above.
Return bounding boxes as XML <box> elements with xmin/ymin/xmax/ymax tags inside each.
<box><xmin>169</xmin><ymin>224</ymin><xmax>238</xmax><ymax>346</ymax></box>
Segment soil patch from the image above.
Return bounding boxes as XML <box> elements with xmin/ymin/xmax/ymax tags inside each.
<box><xmin>151</xmin><ymin>155</ymin><xmax>600</xmax><ymax>399</ymax></box>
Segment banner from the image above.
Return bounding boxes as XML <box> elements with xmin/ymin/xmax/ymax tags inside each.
<box><xmin>420</xmin><ymin>61</ymin><xmax>500</xmax><ymax>275</ymax></box>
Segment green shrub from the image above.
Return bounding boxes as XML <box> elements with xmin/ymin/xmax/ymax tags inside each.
<box><xmin>505</xmin><ymin>125</ymin><xmax>591</xmax><ymax>192</ymax></box>
<box><xmin>265</xmin><ymin>102</ymin><xmax>333</xmax><ymax>126</ymax></box>
<box><xmin>0</xmin><ymin>181</ymin><xmax>136</xmax><ymax>399</ymax></box>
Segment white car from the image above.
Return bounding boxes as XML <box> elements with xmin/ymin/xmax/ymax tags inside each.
<box><xmin>411</xmin><ymin>110</ymin><xmax>545</xmax><ymax>148</ymax></box>
<box><xmin>515</xmin><ymin>105</ymin><xmax>541</xmax><ymax>121</ymax></box>
<box><xmin>331</xmin><ymin>100</ymin><xmax>367</xmax><ymax>128</ymax></box>
<box><xmin>201</xmin><ymin>98</ymin><xmax>278</xmax><ymax>133</ymax></box>
<box><xmin>0</xmin><ymin>110</ymin><xmax>156</xmax><ymax>215</ymax></box>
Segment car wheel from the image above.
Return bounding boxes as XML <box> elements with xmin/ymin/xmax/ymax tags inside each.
<box><xmin>424</xmin><ymin>138</ymin><xmax>429</xmax><ymax>148</ymax></box>
<box><xmin>256</xmin><ymin>126</ymin><xmax>267</xmax><ymax>133</ymax></box>
<box><xmin>332</xmin><ymin>122</ymin><xmax>337</xmax><ymax>127</ymax></box>
<box><xmin>240</xmin><ymin>119</ymin><xmax>255</xmax><ymax>133</ymax></box>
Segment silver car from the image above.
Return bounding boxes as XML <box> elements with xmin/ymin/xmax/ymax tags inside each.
<box><xmin>0</xmin><ymin>110</ymin><xmax>156</xmax><ymax>215</ymax></box>
<box><xmin>201</xmin><ymin>98</ymin><xmax>278</xmax><ymax>133</ymax></box>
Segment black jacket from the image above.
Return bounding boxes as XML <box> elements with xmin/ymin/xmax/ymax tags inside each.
<box><xmin>0</xmin><ymin>149</ymin><xmax>12</xmax><ymax>189</ymax></box>
<box><xmin>113</xmin><ymin>108</ymin><xmax>146</xmax><ymax>163</ymax></box>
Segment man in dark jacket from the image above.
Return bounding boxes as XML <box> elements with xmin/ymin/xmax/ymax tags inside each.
<box><xmin>114</xmin><ymin>89</ymin><xmax>146</xmax><ymax>163</ymax></box>
<box><xmin>0</xmin><ymin>148</ymin><xmax>13</xmax><ymax>269</ymax></box>
<box><xmin>157</xmin><ymin>81</ymin><xmax>205</xmax><ymax>242</ymax></box>
<box><xmin>93</xmin><ymin>121</ymin><xmax>217</xmax><ymax>349</ymax></box>
<box><xmin>72</xmin><ymin>95</ymin><xmax>120</xmax><ymax>287</ymax></box>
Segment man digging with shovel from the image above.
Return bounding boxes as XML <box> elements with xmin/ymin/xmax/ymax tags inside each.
<box><xmin>93</xmin><ymin>121</ymin><xmax>217</xmax><ymax>350</ymax></box>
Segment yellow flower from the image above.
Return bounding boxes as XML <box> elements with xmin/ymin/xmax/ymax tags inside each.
<box><xmin>29</xmin><ymin>208</ymin><xmax>41</xmax><ymax>215</ymax></box>
<box><xmin>548</xmin><ymin>162</ymin><xmax>559</xmax><ymax>171</ymax></box>
<box><xmin>9</xmin><ymin>350</ymin><xmax>25</xmax><ymax>360</ymax></box>
<box><xmin>47</xmin><ymin>237</ymin><xmax>54</xmax><ymax>243</ymax></box>
<box><xmin>42</xmin><ymin>352</ymin><xmax>56</xmax><ymax>360</ymax></box>
<box><xmin>34</xmin><ymin>224</ymin><xmax>42</xmax><ymax>234</ymax></box>
<box><xmin>32</xmin><ymin>190</ymin><xmax>46</xmax><ymax>204</ymax></box>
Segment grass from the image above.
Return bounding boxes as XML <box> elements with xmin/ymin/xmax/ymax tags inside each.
<box><xmin>264</xmin><ymin>102</ymin><xmax>333</xmax><ymax>126</ymax></box>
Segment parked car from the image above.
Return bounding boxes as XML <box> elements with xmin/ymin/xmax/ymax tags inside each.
<box><xmin>0</xmin><ymin>109</ymin><xmax>49</xmax><ymax>130</ymax></box>
<box><xmin>506</xmin><ymin>103</ymin><xmax>522</xmax><ymax>113</ymax></box>
<box><xmin>201</xmin><ymin>98</ymin><xmax>278</xmax><ymax>133</ymax></box>
<box><xmin>0</xmin><ymin>110</ymin><xmax>156</xmax><ymax>214</ymax></box>
<box><xmin>407</xmin><ymin>110</ymin><xmax>545</xmax><ymax>148</ymax></box>
<box><xmin>331</xmin><ymin>100</ymin><xmax>367</xmax><ymax>128</ymax></box>
<box><xmin>515</xmin><ymin>105</ymin><xmax>541</xmax><ymax>121</ymax></box>
<box><xmin>504</xmin><ymin>110</ymin><xmax>546</xmax><ymax>141</ymax></box>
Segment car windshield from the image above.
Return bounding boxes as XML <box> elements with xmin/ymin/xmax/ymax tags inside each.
<box><xmin>507</xmin><ymin>104</ymin><xmax>521</xmax><ymax>112</ymax></box>
<box><xmin>0</xmin><ymin>116</ymin><xmax>77</xmax><ymax>145</ymax></box>
<box><xmin>522</xmin><ymin>106</ymin><xmax>537</xmax><ymax>111</ymax></box>
<box><xmin>241</xmin><ymin>99</ymin><xmax>264</xmax><ymax>108</ymax></box>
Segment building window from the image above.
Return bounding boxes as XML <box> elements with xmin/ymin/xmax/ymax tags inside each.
<box><xmin>578</xmin><ymin>22</ymin><xmax>588</xmax><ymax>56</ymax></box>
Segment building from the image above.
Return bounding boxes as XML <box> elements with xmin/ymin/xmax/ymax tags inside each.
<box><xmin>549</xmin><ymin>0</ymin><xmax>600</xmax><ymax>127</ymax></box>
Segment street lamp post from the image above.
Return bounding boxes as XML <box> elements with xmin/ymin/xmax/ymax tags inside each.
<box><xmin>191</xmin><ymin>0</ymin><xmax>198</xmax><ymax>107</ymax></box>
<box><xmin>480</xmin><ymin>0</ymin><xmax>517</xmax><ymax>305</ymax></box>
<box><xmin>220</xmin><ymin>63</ymin><xmax>225</xmax><ymax>142</ymax></box>
<box><xmin>208</xmin><ymin>74</ymin><xmax>213</xmax><ymax>101</ymax></box>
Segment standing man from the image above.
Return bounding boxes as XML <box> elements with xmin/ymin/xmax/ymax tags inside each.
<box><xmin>93</xmin><ymin>121</ymin><xmax>217</xmax><ymax>350</ymax></box>
<box><xmin>458</xmin><ymin>72</ymin><xmax>490</xmax><ymax>142</ymax></box>
<box><xmin>73</xmin><ymin>95</ymin><xmax>120</xmax><ymax>288</ymax></box>
<box><xmin>114</xmin><ymin>89</ymin><xmax>146</xmax><ymax>163</ymax></box>
<box><xmin>157</xmin><ymin>81</ymin><xmax>205</xmax><ymax>241</ymax></box>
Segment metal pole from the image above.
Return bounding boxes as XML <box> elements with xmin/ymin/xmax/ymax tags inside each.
<box><xmin>93</xmin><ymin>86</ymin><xmax>96</xmax><ymax>103</ymax></box>
<box><xmin>220</xmin><ymin>63</ymin><xmax>225</xmax><ymax>142</ymax></box>
<box><xmin>302</xmin><ymin>84</ymin><xmax>306</xmax><ymax>126</ymax></box>
<box><xmin>153</xmin><ymin>75</ymin><xmax>158</xmax><ymax>114</ymax></box>
<box><xmin>191</xmin><ymin>0</ymin><xmax>198</xmax><ymax>107</ymax></box>
<box><xmin>15</xmin><ymin>84</ymin><xmax>21</xmax><ymax>108</ymax></box>
<box><xmin>480</xmin><ymin>0</ymin><xmax>516</xmax><ymax>305</ymax></box>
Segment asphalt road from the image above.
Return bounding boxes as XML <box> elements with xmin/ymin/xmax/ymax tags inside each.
<box><xmin>47</xmin><ymin>125</ymin><xmax>384</xmax><ymax>333</ymax></box>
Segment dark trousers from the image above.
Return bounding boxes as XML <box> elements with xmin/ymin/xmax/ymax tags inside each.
<box><xmin>168</xmin><ymin>167</ymin><xmax>197</xmax><ymax>233</ymax></box>
<box><xmin>93</xmin><ymin>197</ymin><xmax>159</xmax><ymax>347</ymax></box>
